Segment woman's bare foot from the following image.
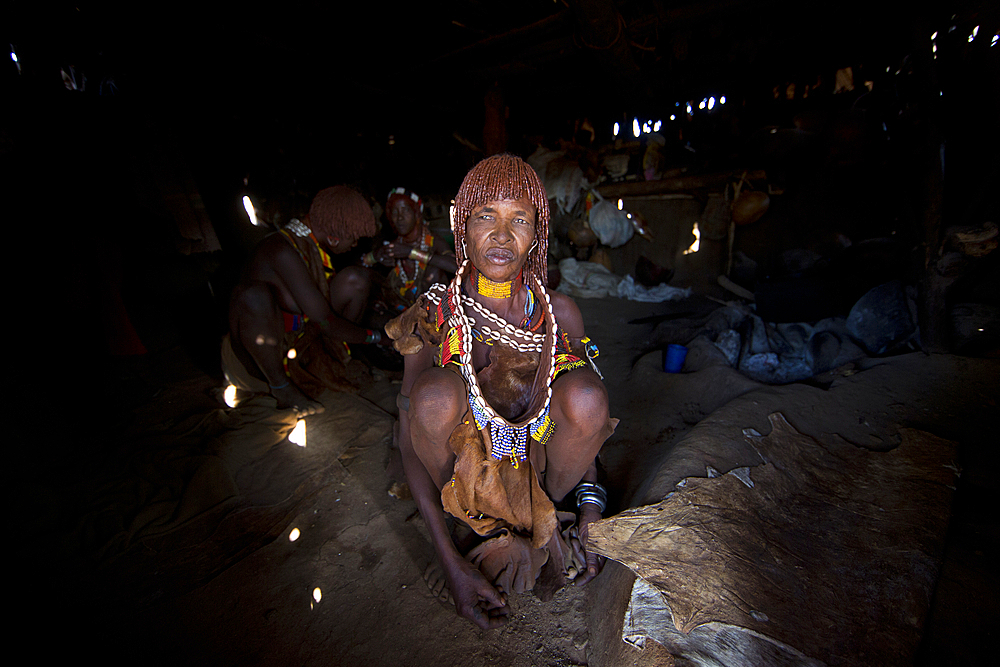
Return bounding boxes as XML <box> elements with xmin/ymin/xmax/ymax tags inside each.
<box><xmin>270</xmin><ymin>382</ymin><xmax>325</xmax><ymax>417</ymax></box>
<box><xmin>564</xmin><ymin>526</ymin><xmax>588</xmax><ymax>580</ymax></box>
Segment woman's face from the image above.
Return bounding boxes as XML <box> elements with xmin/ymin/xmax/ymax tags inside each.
<box><xmin>464</xmin><ymin>197</ymin><xmax>536</xmax><ymax>282</ymax></box>
<box><xmin>389</xmin><ymin>198</ymin><xmax>418</xmax><ymax>237</ymax></box>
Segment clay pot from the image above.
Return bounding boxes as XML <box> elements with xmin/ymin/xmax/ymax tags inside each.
<box><xmin>732</xmin><ymin>190</ymin><xmax>770</xmax><ymax>225</ymax></box>
<box><xmin>568</xmin><ymin>218</ymin><xmax>598</xmax><ymax>247</ymax></box>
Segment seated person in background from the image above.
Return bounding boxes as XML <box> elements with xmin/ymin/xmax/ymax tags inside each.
<box><xmin>224</xmin><ymin>185</ymin><xmax>385</xmax><ymax>416</ymax></box>
<box><xmin>363</xmin><ymin>187</ymin><xmax>456</xmax><ymax>312</ymax></box>
<box><xmin>386</xmin><ymin>155</ymin><xmax>616</xmax><ymax>629</ymax></box>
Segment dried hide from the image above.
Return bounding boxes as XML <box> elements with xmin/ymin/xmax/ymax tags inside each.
<box><xmin>588</xmin><ymin>413</ymin><xmax>958</xmax><ymax>666</ymax></box>
<box><xmin>285</xmin><ymin>324</ymin><xmax>370</xmax><ymax>397</ymax></box>
<box><xmin>222</xmin><ymin>324</ymin><xmax>369</xmax><ymax>400</ymax></box>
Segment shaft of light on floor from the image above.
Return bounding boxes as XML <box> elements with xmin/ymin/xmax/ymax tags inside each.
<box><xmin>683</xmin><ymin>222</ymin><xmax>701</xmax><ymax>255</ymax></box>
<box><xmin>288</xmin><ymin>419</ymin><xmax>307</xmax><ymax>446</ymax></box>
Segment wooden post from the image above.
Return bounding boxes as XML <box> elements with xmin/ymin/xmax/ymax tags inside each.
<box><xmin>909</xmin><ymin>18</ymin><xmax>948</xmax><ymax>352</ymax></box>
<box><xmin>482</xmin><ymin>83</ymin><xmax>508</xmax><ymax>157</ymax></box>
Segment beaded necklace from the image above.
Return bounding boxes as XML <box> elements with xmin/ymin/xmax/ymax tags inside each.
<box><xmin>468</xmin><ymin>288</ymin><xmax>543</xmax><ymax>352</ymax></box>
<box><xmin>281</xmin><ymin>218</ymin><xmax>334</xmax><ymax>276</ymax></box>
<box><xmin>468</xmin><ymin>267</ymin><xmax>539</xmax><ymax>347</ymax></box>
<box><xmin>393</xmin><ymin>227</ymin><xmax>434</xmax><ymax>298</ymax></box>
<box><xmin>474</xmin><ymin>268</ymin><xmax>519</xmax><ymax>299</ymax></box>
<box><xmin>310</xmin><ymin>233</ymin><xmax>334</xmax><ymax>275</ymax></box>
<box><xmin>445</xmin><ymin>260</ymin><xmax>558</xmax><ymax>467</ymax></box>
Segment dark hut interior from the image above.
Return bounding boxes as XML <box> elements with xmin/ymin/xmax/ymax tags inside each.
<box><xmin>6</xmin><ymin>2</ymin><xmax>998</xmax><ymax>666</ymax></box>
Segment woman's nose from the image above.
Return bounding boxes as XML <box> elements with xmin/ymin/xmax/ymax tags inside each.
<box><xmin>490</xmin><ymin>220</ymin><xmax>513</xmax><ymax>242</ymax></box>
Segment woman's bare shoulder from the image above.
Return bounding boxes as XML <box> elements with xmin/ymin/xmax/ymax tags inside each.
<box><xmin>547</xmin><ymin>289</ymin><xmax>585</xmax><ymax>337</ymax></box>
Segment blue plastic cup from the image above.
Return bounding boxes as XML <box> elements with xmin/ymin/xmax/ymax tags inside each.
<box><xmin>664</xmin><ymin>344</ymin><xmax>688</xmax><ymax>373</ymax></box>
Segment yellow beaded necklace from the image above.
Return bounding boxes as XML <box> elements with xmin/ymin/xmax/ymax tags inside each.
<box><xmin>474</xmin><ymin>268</ymin><xmax>521</xmax><ymax>299</ymax></box>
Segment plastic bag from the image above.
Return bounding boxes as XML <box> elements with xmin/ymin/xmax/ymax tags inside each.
<box><xmin>589</xmin><ymin>199</ymin><xmax>634</xmax><ymax>248</ymax></box>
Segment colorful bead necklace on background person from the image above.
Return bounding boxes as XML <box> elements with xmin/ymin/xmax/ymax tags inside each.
<box><xmin>282</xmin><ymin>218</ymin><xmax>335</xmax><ymax>277</ymax></box>
<box><xmin>446</xmin><ymin>260</ymin><xmax>558</xmax><ymax>467</ymax></box>
<box><xmin>384</xmin><ymin>187</ymin><xmax>429</xmax><ymax>301</ymax></box>
<box><xmin>393</xmin><ymin>227</ymin><xmax>434</xmax><ymax>300</ymax></box>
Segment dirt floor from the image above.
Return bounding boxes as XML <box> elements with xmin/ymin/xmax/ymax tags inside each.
<box><xmin>19</xmin><ymin>296</ymin><xmax>998</xmax><ymax>666</ymax></box>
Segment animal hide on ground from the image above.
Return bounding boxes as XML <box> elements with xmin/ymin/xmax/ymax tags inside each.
<box><xmin>587</xmin><ymin>412</ymin><xmax>958</xmax><ymax>666</ymax></box>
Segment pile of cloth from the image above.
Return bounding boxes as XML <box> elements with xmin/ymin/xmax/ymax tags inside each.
<box><xmin>656</xmin><ymin>280</ymin><xmax>922</xmax><ymax>384</ymax></box>
<box><xmin>653</xmin><ymin>303</ymin><xmax>865</xmax><ymax>384</ymax></box>
<box><xmin>557</xmin><ymin>258</ymin><xmax>691</xmax><ymax>303</ymax></box>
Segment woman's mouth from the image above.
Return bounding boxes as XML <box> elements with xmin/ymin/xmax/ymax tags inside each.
<box><xmin>484</xmin><ymin>248</ymin><xmax>515</xmax><ymax>264</ymax></box>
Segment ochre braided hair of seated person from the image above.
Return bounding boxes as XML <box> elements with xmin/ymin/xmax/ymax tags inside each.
<box><xmin>308</xmin><ymin>185</ymin><xmax>379</xmax><ymax>240</ymax></box>
<box><xmin>452</xmin><ymin>153</ymin><xmax>550</xmax><ymax>287</ymax></box>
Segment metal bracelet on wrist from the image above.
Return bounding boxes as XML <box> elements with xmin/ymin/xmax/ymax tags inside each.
<box><xmin>574</xmin><ymin>481</ymin><xmax>607</xmax><ymax>514</ymax></box>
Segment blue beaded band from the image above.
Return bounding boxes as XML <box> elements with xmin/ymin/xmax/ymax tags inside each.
<box><xmin>469</xmin><ymin>394</ymin><xmax>555</xmax><ymax>463</ymax></box>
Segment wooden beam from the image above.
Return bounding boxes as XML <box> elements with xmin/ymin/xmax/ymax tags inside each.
<box><xmin>596</xmin><ymin>169</ymin><xmax>766</xmax><ymax>197</ymax></box>
<box><xmin>421</xmin><ymin>11</ymin><xmax>571</xmax><ymax>68</ymax></box>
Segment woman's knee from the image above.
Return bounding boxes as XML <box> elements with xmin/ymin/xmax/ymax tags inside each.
<box><xmin>553</xmin><ymin>370</ymin><xmax>608</xmax><ymax>432</ymax></box>
<box><xmin>233</xmin><ymin>282</ymin><xmax>278</xmax><ymax>317</ymax></box>
<box><xmin>335</xmin><ymin>266</ymin><xmax>371</xmax><ymax>293</ymax></box>
<box><xmin>230</xmin><ymin>283</ymin><xmax>282</xmax><ymax>345</ymax></box>
<box><xmin>410</xmin><ymin>369</ymin><xmax>467</xmax><ymax>436</ymax></box>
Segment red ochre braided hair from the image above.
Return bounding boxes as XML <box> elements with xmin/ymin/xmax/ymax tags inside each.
<box><xmin>452</xmin><ymin>153</ymin><xmax>550</xmax><ymax>286</ymax></box>
<box><xmin>308</xmin><ymin>185</ymin><xmax>378</xmax><ymax>241</ymax></box>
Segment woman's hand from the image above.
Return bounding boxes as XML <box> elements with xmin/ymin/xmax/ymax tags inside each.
<box><xmin>372</xmin><ymin>243</ymin><xmax>395</xmax><ymax>266</ymax></box>
<box><xmin>374</xmin><ymin>242</ymin><xmax>415</xmax><ymax>266</ymax></box>
<box><xmin>448</xmin><ymin>559</ymin><xmax>509</xmax><ymax>629</ymax></box>
<box><xmin>573</xmin><ymin>504</ymin><xmax>605</xmax><ymax>586</ymax></box>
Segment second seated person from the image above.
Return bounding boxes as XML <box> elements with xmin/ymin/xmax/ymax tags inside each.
<box><xmin>364</xmin><ymin>187</ymin><xmax>456</xmax><ymax>312</ymax></box>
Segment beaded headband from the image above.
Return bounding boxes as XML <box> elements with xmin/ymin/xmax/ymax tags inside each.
<box><xmin>387</xmin><ymin>187</ymin><xmax>424</xmax><ymax>215</ymax></box>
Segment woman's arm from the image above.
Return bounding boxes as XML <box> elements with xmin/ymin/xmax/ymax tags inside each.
<box><xmin>268</xmin><ymin>238</ymin><xmax>375</xmax><ymax>344</ymax></box>
<box><xmin>547</xmin><ymin>289</ymin><xmax>606</xmax><ymax>585</ymax></box>
<box><xmin>375</xmin><ymin>240</ymin><xmax>457</xmax><ymax>274</ymax></box>
<box><xmin>427</xmin><ymin>250</ymin><xmax>457</xmax><ymax>274</ymax></box>
<box><xmin>397</xmin><ymin>348</ymin><xmax>508</xmax><ymax>628</ymax></box>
